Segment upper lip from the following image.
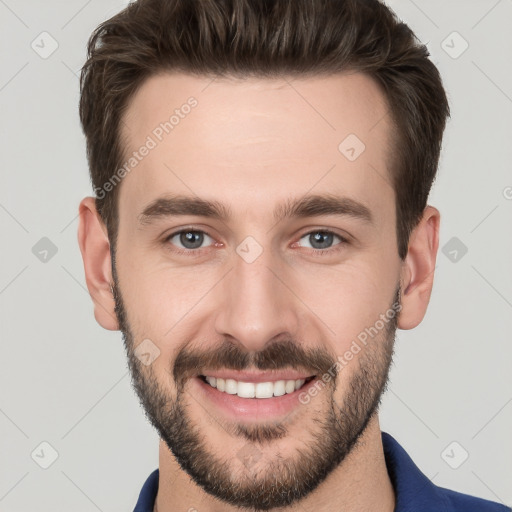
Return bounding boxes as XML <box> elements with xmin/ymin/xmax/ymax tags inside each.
<box><xmin>198</xmin><ymin>370</ymin><xmax>315</xmax><ymax>383</ymax></box>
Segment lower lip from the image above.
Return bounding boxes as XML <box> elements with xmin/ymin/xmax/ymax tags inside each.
<box><xmin>192</xmin><ymin>376</ymin><xmax>318</xmax><ymax>421</ymax></box>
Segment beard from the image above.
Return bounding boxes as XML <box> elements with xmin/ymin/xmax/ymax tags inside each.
<box><xmin>111</xmin><ymin>257</ymin><xmax>400</xmax><ymax>511</ymax></box>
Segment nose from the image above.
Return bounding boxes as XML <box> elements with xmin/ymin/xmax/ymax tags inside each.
<box><xmin>214</xmin><ymin>247</ymin><xmax>301</xmax><ymax>353</ymax></box>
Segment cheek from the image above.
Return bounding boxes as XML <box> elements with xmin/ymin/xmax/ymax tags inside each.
<box><xmin>116</xmin><ymin>236</ymin><xmax>206</xmax><ymax>320</ymax></box>
<box><xmin>292</xmin><ymin>258</ymin><xmax>398</xmax><ymax>337</ymax></box>
<box><xmin>117</xmin><ymin>258</ymin><xmax>219</xmax><ymax>363</ymax></box>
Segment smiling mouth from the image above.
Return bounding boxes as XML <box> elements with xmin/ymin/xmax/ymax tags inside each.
<box><xmin>199</xmin><ymin>375</ymin><xmax>316</xmax><ymax>399</ymax></box>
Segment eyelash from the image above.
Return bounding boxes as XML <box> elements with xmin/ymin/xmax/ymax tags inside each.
<box><xmin>162</xmin><ymin>227</ymin><xmax>349</xmax><ymax>257</ymax></box>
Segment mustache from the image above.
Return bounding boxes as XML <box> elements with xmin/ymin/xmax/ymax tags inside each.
<box><xmin>173</xmin><ymin>338</ymin><xmax>338</xmax><ymax>389</ymax></box>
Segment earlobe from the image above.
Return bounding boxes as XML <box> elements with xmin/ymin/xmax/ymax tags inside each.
<box><xmin>397</xmin><ymin>206</ymin><xmax>440</xmax><ymax>330</ymax></box>
<box><xmin>77</xmin><ymin>197</ymin><xmax>119</xmax><ymax>331</ymax></box>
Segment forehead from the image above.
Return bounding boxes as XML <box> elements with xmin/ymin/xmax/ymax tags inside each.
<box><xmin>118</xmin><ymin>71</ymin><xmax>394</xmax><ymax>223</ymax></box>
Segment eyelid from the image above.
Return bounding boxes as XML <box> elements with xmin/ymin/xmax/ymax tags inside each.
<box><xmin>163</xmin><ymin>226</ymin><xmax>218</xmax><ymax>252</ymax></box>
<box><xmin>297</xmin><ymin>226</ymin><xmax>349</xmax><ymax>240</ymax></box>
<box><xmin>293</xmin><ymin>229</ymin><xmax>349</xmax><ymax>250</ymax></box>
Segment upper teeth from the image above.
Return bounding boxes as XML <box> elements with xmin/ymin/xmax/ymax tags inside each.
<box><xmin>204</xmin><ymin>376</ymin><xmax>307</xmax><ymax>399</ymax></box>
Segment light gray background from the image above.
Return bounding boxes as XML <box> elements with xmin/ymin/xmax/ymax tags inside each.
<box><xmin>1</xmin><ymin>0</ymin><xmax>511</xmax><ymax>510</ymax></box>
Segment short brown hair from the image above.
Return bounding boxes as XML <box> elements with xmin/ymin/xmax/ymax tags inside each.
<box><xmin>79</xmin><ymin>0</ymin><xmax>450</xmax><ymax>260</ymax></box>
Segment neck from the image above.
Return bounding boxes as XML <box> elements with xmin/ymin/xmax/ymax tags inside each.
<box><xmin>154</xmin><ymin>414</ymin><xmax>395</xmax><ymax>512</ymax></box>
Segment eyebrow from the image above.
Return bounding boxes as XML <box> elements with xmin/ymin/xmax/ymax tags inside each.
<box><xmin>137</xmin><ymin>193</ymin><xmax>373</xmax><ymax>227</ymax></box>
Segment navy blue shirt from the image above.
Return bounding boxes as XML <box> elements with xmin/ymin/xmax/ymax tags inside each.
<box><xmin>134</xmin><ymin>431</ymin><xmax>511</xmax><ymax>511</ymax></box>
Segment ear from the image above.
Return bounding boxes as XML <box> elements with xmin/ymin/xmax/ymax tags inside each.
<box><xmin>398</xmin><ymin>205</ymin><xmax>440</xmax><ymax>330</ymax></box>
<box><xmin>77</xmin><ymin>197</ymin><xmax>119</xmax><ymax>331</ymax></box>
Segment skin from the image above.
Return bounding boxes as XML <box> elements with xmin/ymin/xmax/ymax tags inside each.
<box><xmin>78</xmin><ymin>72</ymin><xmax>439</xmax><ymax>511</ymax></box>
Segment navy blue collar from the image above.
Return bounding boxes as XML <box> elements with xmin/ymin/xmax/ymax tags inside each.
<box><xmin>382</xmin><ymin>430</ymin><xmax>452</xmax><ymax>509</ymax></box>
<box><xmin>134</xmin><ymin>431</ymin><xmax>510</xmax><ymax>511</ymax></box>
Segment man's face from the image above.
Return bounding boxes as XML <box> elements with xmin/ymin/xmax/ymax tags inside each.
<box><xmin>113</xmin><ymin>72</ymin><xmax>403</xmax><ymax>509</ymax></box>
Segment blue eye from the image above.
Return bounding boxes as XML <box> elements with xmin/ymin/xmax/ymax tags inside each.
<box><xmin>166</xmin><ymin>229</ymin><xmax>215</xmax><ymax>251</ymax></box>
<box><xmin>298</xmin><ymin>230</ymin><xmax>347</xmax><ymax>251</ymax></box>
<box><xmin>299</xmin><ymin>231</ymin><xmax>337</xmax><ymax>250</ymax></box>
